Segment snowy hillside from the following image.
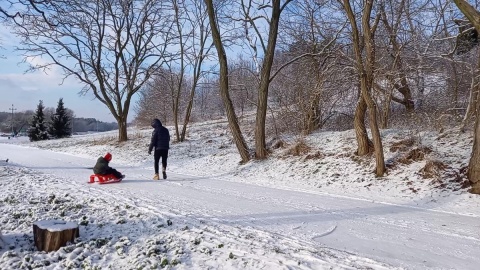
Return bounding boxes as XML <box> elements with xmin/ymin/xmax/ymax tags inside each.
<box><xmin>22</xmin><ymin>120</ymin><xmax>480</xmax><ymax>216</ymax></box>
<box><xmin>1</xmin><ymin>120</ymin><xmax>480</xmax><ymax>269</ymax></box>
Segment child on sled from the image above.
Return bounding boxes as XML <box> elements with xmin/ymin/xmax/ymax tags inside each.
<box><xmin>93</xmin><ymin>152</ymin><xmax>125</xmax><ymax>180</ymax></box>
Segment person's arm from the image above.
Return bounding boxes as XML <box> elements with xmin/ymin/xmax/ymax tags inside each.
<box><xmin>106</xmin><ymin>159</ymin><xmax>113</xmax><ymax>170</ymax></box>
<box><xmin>148</xmin><ymin>130</ymin><xmax>157</xmax><ymax>153</ymax></box>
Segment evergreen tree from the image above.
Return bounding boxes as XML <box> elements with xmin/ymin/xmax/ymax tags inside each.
<box><xmin>48</xmin><ymin>98</ymin><xmax>71</xmax><ymax>139</ymax></box>
<box><xmin>28</xmin><ymin>100</ymin><xmax>49</xmax><ymax>141</ymax></box>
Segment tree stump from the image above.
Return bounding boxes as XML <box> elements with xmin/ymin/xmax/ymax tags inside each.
<box><xmin>33</xmin><ymin>220</ymin><xmax>79</xmax><ymax>252</ymax></box>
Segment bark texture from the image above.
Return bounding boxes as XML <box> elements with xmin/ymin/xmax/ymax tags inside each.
<box><xmin>33</xmin><ymin>221</ymin><xmax>79</xmax><ymax>252</ymax></box>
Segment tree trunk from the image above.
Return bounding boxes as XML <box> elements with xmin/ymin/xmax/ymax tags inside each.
<box><xmin>180</xmin><ymin>54</ymin><xmax>204</xmax><ymax>142</ymax></box>
<box><xmin>453</xmin><ymin>0</ymin><xmax>480</xmax><ymax>31</ymax></box>
<box><xmin>254</xmin><ymin>0</ymin><xmax>282</xmax><ymax>159</ymax></box>
<box><xmin>303</xmin><ymin>64</ymin><xmax>323</xmax><ymax>134</ymax></box>
<box><xmin>453</xmin><ymin>0</ymin><xmax>480</xmax><ymax>192</ymax></box>
<box><xmin>168</xmin><ymin>72</ymin><xmax>180</xmax><ymax>142</ymax></box>
<box><xmin>118</xmin><ymin>117</ymin><xmax>128</xmax><ymax>142</ymax></box>
<box><xmin>461</xmin><ymin>51</ymin><xmax>480</xmax><ymax>132</ymax></box>
<box><xmin>33</xmin><ymin>220</ymin><xmax>79</xmax><ymax>252</ymax></box>
<box><xmin>255</xmin><ymin>79</ymin><xmax>269</xmax><ymax>158</ymax></box>
<box><xmin>393</xmin><ymin>76</ymin><xmax>415</xmax><ymax>112</ymax></box>
<box><xmin>173</xmin><ymin>86</ymin><xmax>180</xmax><ymax>142</ymax></box>
<box><xmin>354</xmin><ymin>96</ymin><xmax>372</xmax><ymax>155</ymax></box>
<box><xmin>107</xmin><ymin>94</ymin><xmax>130</xmax><ymax>142</ymax></box>
<box><xmin>364</xmin><ymin>91</ymin><xmax>386</xmax><ymax>176</ymax></box>
<box><xmin>344</xmin><ymin>0</ymin><xmax>385</xmax><ymax>176</ymax></box>
<box><xmin>304</xmin><ymin>96</ymin><xmax>321</xmax><ymax>134</ymax></box>
<box><xmin>362</xmin><ymin>5</ymin><xmax>385</xmax><ymax>177</ymax></box>
<box><xmin>468</xmin><ymin>107</ymin><xmax>480</xmax><ymax>194</ymax></box>
<box><xmin>380</xmin><ymin>85</ymin><xmax>394</xmax><ymax>129</ymax></box>
<box><xmin>180</xmin><ymin>24</ymin><xmax>209</xmax><ymax>143</ymax></box>
<box><xmin>205</xmin><ymin>0</ymin><xmax>250</xmax><ymax>163</ymax></box>
<box><xmin>180</xmin><ymin>85</ymin><xmax>196</xmax><ymax>142</ymax></box>
<box><xmin>345</xmin><ymin>1</ymin><xmax>372</xmax><ymax>157</ymax></box>
<box><xmin>173</xmin><ymin>2</ymin><xmax>184</xmax><ymax>143</ymax></box>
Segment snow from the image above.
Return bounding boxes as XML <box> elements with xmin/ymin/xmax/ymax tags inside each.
<box><xmin>33</xmin><ymin>220</ymin><xmax>78</xmax><ymax>231</ymax></box>
<box><xmin>1</xmin><ymin>120</ymin><xmax>480</xmax><ymax>269</ymax></box>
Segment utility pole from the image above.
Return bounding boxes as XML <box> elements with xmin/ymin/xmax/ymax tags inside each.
<box><xmin>9</xmin><ymin>104</ymin><xmax>16</xmax><ymax>136</ymax></box>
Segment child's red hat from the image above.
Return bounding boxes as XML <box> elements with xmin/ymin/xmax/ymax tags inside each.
<box><xmin>104</xmin><ymin>152</ymin><xmax>112</xmax><ymax>161</ymax></box>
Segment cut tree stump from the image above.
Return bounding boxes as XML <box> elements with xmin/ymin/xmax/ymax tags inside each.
<box><xmin>33</xmin><ymin>220</ymin><xmax>79</xmax><ymax>252</ymax></box>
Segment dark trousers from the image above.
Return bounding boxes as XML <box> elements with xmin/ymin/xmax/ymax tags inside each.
<box><xmin>154</xmin><ymin>149</ymin><xmax>168</xmax><ymax>174</ymax></box>
<box><xmin>105</xmin><ymin>167</ymin><xmax>123</xmax><ymax>179</ymax></box>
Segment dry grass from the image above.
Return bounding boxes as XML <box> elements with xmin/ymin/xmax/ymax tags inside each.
<box><xmin>130</xmin><ymin>131</ymin><xmax>148</xmax><ymax>140</ymax></box>
<box><xmin>390</xmin><ymin>138</ymin><xmax>415</xmax><ymax>152</ymax></box>
<box><xmin>419</xmin><ymin>160</ymin><xmax>447</xmax><ymax>179</ymax></box>
<box><xmin>88</xmin><ymin>131</ymin><xmax>148</xmax><ymax>146</ymax></box>
<box><xmin>267</xmin><ymin>137</ymin><xmax>286</xmax><ymax>150</ymax></box>
<box><xmin>285</xmin><ymin>140</ymin><xmax>311</xmax><ymax>156</ymax></box>
<box><xmin>90</xmin><ymin>135</ymin><xmax>119</xmax><ymax>146</ymax></box>
<box><xmin>304</xmin><ymin>151</ymin><xmax>323</xmax><ymax>160</ymax></box>
<box><xmin>349</xmin><ymin>154</ymin><xmax>372</xmax><ymax>166</ymax></box>
<box><xmin>398</xmin><ymin>146</ymin><xmax>432</xmax><ymax>164</ymax></box>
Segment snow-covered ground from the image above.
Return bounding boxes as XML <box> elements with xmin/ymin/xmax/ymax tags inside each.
<box><xmin>1</xmin><ymin>120</ymin><xmax>480</xmax><ymax>269</ymax></box>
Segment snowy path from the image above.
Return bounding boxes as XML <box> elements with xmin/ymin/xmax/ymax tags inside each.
<box><xmin>2</xmin><ymin>143</ymin><xmax>480</xmax><ymax>269</ymax></box>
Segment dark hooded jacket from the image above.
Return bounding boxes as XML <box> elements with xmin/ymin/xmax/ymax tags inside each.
<box><xmin>93</xmin><ymin>157</ymin><xmax>111</xmax><ymax>175</ymax></box>
<box><xmin>149</xmin><ymin>119</ymin><xmax>170</xmax><ymax>152</ymax></box>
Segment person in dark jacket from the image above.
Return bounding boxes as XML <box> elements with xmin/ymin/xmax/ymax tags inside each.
<box><xmin>148</xmin><ymin>118</ymin><xmax>170</xmax><ymax>180</ymax></box>
<box><xmin>93</xmin><ymin>152</ymin><xmax>124</xmax><ymax>179</ymax></box>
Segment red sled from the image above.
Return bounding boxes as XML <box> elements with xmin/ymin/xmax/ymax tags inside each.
<box><xmin>88</xmin><ymin>174</ymin><xmax>122</xmax><ymax>184</ymax></box>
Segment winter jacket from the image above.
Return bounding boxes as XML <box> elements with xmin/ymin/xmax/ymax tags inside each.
<box><xmin>149</xmin><ymin>119</ymin><xmax>170</xmax><ymax>153</ymax></box>
<box><xmin>93</xmin><ymin>157</ymin><xmax>111</xmax><ymax>175</ymax></box>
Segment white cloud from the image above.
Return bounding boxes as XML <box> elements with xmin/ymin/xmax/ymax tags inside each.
<box><xmin>0</xmin><ymin>26</ymin><xmax>19</xmax><ymax>47</ymax></box>
<box><xmin>0</xmin><ymin>28</ymin><xmax>137</xmax><ymax>122</ymax></box>
<box><xmin>0</xmin><ymin>71</ymin><xmax>80</xmax><ymax>92</ymax></box>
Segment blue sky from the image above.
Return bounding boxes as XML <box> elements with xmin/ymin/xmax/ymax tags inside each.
<box><xmin>0</xmin><ymin>28</ymin><xmax>127</xmax><ymax>123</ymax></box>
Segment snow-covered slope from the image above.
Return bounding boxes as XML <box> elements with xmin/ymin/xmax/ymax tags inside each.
<box><xmin>1</xmin><ymin>121</ymin><xmax>479</xmax><ymax>269</ymax></box>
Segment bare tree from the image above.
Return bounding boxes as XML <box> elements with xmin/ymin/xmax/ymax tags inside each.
<box><xmin>134</xmin><ymin>71</ymin><xmax>173</xmax><ymax>127</ymax></box>
<box><xmin>453</xmin><ymin>0</ymin><xmax>480</xmax><ymax>193</ymax></box>
<box><xmin>0</xmin><ymin>0</ymin><xmax>54</xmax><ymax>23</ymax></box>
<box><xmin>238</xmin><ymin>0</ymin><xmax>293</xmax><ymax>159</ymax></box>
<box><xmin>8</xmin><ymin>0</ymin><xmax>175</xmax><ymax>141</ymax></box>
<box><xmin>378</xmin><ymin>0</ymin><xmax>415</xmax><ymax>113</ymax></box>
<box><xmin>205</xmin><ymin>0</ymin><xmax>250</xmax><ymax>163</ymax></box>
<box><xmin>169</xmin><ymin>0</ymin><xmax>214</xmax><ymax>142</ymax></box>
<box><xmin>229</xmin><ymin>56</ymin><xmax>258</xmax><ymax>117</ymax></box>
<box><xmin>195</xmin><ymin>76</ymin><xmax>224</xmax><ymax>120</ymax></box>
<box><xmin>276</xmin><ymin>0</ymin><xmax>345</xmax><ymax>135</ymax></box>
<box><xmin>461</xmin><ymin>52</ymin><xmax>480</xmax><ymax>131</ymax></box>
<box><xmin>179</xmin><ymin>0</ymin><xmax>215</xmax><ymax>142</ymax></box>
<box><xmin>342</xmin><ymin>0</ymin><xmax>385</xmax><ymax>176</ymax></box>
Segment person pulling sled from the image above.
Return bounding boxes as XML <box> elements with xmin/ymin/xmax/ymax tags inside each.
<box><xmin>149</xmin><ymin>118</ymin><xmax>170</xmax><ymax>180</ymax></box>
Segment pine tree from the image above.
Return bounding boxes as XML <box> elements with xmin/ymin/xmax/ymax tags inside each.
<box><xmin>28</xmin><ymin>100</ymin><xmax>49</xmax><ymax>141</ymax></box>
<box><xmin>48</xmin><ymin>98</ymin><xmax>71</xmax><ymax>139</ymax></box>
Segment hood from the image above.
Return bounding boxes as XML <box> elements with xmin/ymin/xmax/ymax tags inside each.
<box><xmin>151</xmin><ymin>118</ymin><xmax>162</xmax><ymax>128</ymax></box>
